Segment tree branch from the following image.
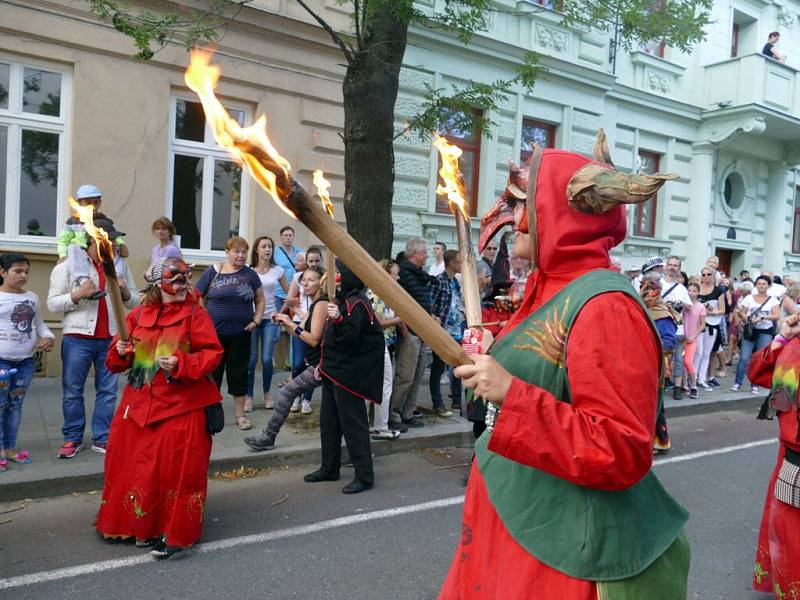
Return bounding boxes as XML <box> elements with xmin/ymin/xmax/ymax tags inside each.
<box><xmin>294</xmin><ymin>0</ymin><xmax>355</xmax><ymax>62</ymax></box>
<box><xmin>354</xmin><ymin>0</ymin><xmax>362</xmax><ymax>51</ymax></box>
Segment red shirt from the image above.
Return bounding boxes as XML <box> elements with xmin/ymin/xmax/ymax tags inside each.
<box><xmin>67</xmin><ymin>259</ymin><xmax>111</xmax><ymax>340</ymax></box>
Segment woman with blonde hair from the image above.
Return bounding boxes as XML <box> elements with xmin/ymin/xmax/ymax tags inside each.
<box><xmin>195</xmin><ymin>237</ymin><xmax>265</xmax><ymax>430</ymax></box>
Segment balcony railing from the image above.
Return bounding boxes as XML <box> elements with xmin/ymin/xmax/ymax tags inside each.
<box><xmin>704</xmin><ymin>53</ymin><xmax>800</xmax><ymax>117</ymax></box>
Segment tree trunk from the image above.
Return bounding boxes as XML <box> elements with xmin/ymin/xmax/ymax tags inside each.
<box><xmin>341</xmin><ymin>3</ymin><xmax>407</xmax><ymax>260</ymax></box>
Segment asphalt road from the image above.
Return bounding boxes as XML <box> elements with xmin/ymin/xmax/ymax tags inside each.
<box><xmin>0</xmin><ymin>406</ymin><xmax>780</xmax><ymax>600</ymax></box>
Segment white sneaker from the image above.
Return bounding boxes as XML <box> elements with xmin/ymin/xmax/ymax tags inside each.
<box><xmin>301</xmin><ymin>400</ymin><xmax>313</xmax><ymax>414</ymax></box>
<box><xmin>731</xmin><ymin>384</ymin><xmax>740</xmax><ymax>392</ymax></box>
<box><xmin>290</xmin><ymin>398</ymin><xmax>301</xmax><ymax>413</ymax></box>
<box><xmin>752</xmin><ymin>386</ymin><xmax>760</xmax><ymax>395</ymax></box>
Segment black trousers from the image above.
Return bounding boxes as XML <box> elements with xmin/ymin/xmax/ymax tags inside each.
<box><xmin>320</xmin><ymin>380</ymin><xmax>374</xmax><ymax>485</ymax></box>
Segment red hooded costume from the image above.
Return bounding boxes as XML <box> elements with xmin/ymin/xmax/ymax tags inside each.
<box><xmin>439</xmin><ymin>139</ymin><xmax>687</xmax><ymax>599</ymax></box>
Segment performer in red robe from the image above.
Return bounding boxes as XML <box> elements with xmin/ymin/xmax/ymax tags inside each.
<box><xmin>96</xmin><ymin>259</ymin><xmax>223</xmax><ymax>558</ymax></box>
<box><xmin>440</xmin><ymin>133</ymin><xmax>689</xmax><ymax>599</ymax></box>
<box><xmin>747</xmin><ymin>313</ymin><xmax>800</xmax><ymax>597</ymax></box>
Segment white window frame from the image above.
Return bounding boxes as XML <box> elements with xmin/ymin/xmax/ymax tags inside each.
<box><xmin>167</xmin><ymin>93</ymin><xmax>252</xmax><ymax>260</ymax></box>
<box><xmin>0</xmin><ymin>54</ymin><xmax>71</xmax><ymax>248</ymax></box>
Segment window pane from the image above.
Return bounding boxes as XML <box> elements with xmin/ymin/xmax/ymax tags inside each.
<box><xmin>171</xmin><ymin>154</ymin><xmax>204</xmax><ymax>249</ymax></box>
<box><xmin>22</xmin><ymin>68</ymin><xmax>61</xmax><ymax>117</ymax></box>
<box><xmin>0</xmin><ymin>64</ymin><xmax>9</xmax><ymax>110</ymax></box>
<box><xmin>20</xmin><ymin>129</ymin><xmax>59</xmax><ymax>236</ymax></box>
<box><xmin>638</xmin><ymin>152</ymin><xmax>659</xmax><ymax>174</ymax></box>
<box><xmin>441</xmin><ymin>111</ymin><xmax>479</xmax><ymax>141</ymax></box>
<box><xmin>0</xmin><ymin>126</ymin><xmax>6</xmax><ymax>232</ymax></box>
<box><xmin>521</xmin><ymin>121</ymin><xmax>553</xmax><ymax>162</ymax></box>
<box><xmin>211</xmin><ymin>160</ymin><xmax>242</xmax><ymax>251</ymax></box>
<box><xmin>795</xmin><ymin>187</ymin><xmax>800</xmax><ymax>210</ymax></box>
<box><xmin>175</xmin><ymin>99</ymin><xmax>206</xmax><ymax>142</ymax></box>
<box><xmin>636</xmin><ymin>201</ymin><xmax>655</xmax><ymax>236</ymax></box>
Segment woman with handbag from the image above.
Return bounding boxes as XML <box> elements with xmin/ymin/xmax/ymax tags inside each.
<box><xmin>734</xmin><ymin>275</ymin><xmax>780</xmax><ymax>393</ymax></box>
<box><xmin>96</xmin><ymin>258</ymin><xmax>223</xmax><ymax>559</ymax></box>
<box><xmin>747</xmin><ymin>312</ymin><xmax>800</xmax><ymax>596</ymax></box>
<box><xmin>694</xmin><ymin>268</ymin><xmax>726</xmax><ymax>390</ymax></box>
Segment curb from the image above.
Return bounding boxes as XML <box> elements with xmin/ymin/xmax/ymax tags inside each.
<box><xmin>666</xmin><ymin>395</ymin><xmax>764</xmax><ymax>418</ymax></box>
<box><xmin>0</xmin><ymin>430</ymin><xmax>475</xmax><ymax>503</ymax></box>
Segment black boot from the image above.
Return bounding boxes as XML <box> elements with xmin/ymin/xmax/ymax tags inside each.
<box><xmin>342</xmin><ymin>478</ymin><xmax>372</xmax><ymax>494</ymax></box>
<box><xmin>304</xmin><ymin>469</ymin><xmax>340</xmax><ymax>483</ymax></box>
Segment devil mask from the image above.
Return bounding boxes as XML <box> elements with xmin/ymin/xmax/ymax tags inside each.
<box><xmin>479</xmin><ymin>130</ymin><xmax>678</xmax><ymax>273</ymax></box>
<box><xmin>143</xmin><ymin>258</ymin><xmax>192</xmax><ymax>295</ymax></box>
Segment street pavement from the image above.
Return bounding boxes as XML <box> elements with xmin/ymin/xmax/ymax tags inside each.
<box><xmin>0</xmin><ymin>405</ymin><xmax>781</xmax><ymax>599</ymax></box>
<box><xmin>0</xmin><ymin>364</ymin><xmax>763</xmax><ymax>502</ymax></box>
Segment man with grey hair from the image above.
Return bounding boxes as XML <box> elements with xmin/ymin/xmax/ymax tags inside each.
<box><xmin>389</xmin><ymin>237</ymin><xmax>435</xmax><ymax>432</ymax></box>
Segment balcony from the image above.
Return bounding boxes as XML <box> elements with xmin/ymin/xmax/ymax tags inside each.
<box><xmin>704</xmin><ymin>53</ymin><xmax>800</xmax><ymax>123</ymax></box>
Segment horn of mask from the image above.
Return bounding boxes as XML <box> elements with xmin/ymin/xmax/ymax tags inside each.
<box><xmin>593</xmin><ymin>129</ymin><xmax>615</xmax><ymax>167</ymax></box>
<box><xmin>567</xmin><ymin>163</ymin><xmax>679</xmax><ymax>215</ymax></box>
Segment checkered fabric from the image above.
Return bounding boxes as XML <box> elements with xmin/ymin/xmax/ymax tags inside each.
<box><xmin>775</xmin><ymin>457</ymin><xmax>800</xmax><ymax>509</ymax></box>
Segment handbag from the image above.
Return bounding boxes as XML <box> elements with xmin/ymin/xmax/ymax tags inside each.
<box><xmin>205</xmin><ymin>402</ymin><xmax>225</xmax><ymax>435</ymax></box>
<box><xmin>774</xmin><ymin>448</ymin><xmax>800</xmax><ymax>508</ymax></box>
<box><xmin>743</xmin><ymin>297</ymin><xmax>772</xmax><ymax>342</ymax></box>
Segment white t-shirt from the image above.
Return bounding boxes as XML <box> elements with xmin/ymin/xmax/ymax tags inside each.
<box><xmin>0</xmin><ymin>291</ymin><xmax>54</xmax><ymax>360</ymax></box>
<box><xmin>768</xmin><ymin>283</ymin><xmax>786</xmax><ymax>298</ymax></box>
<box><xmin>741</xmin><ymin>295</ymin><xmax>780</xmax><ymax>330</ymax></box>
<box><xmin>291</xmin><ymin>271</ymin><xmax>310</xmax><ymax>323</ymax></box>
<box><xmin>256</xmin><ymin>265</ymin><xmax>284</xmax><ymax>317</ymax></box>
<box><xmin>661</xmin><ymin>280</ymin><xmax>691</xmax><ymax>308</ymax></box>
<box><xmin>428</xmin><ymin>261</ymin><xmax>445</xmax><ymax>277</ymax></box>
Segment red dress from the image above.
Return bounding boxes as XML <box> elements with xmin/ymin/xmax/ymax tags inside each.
<box><xmin>747</xmin><ymin>343</ymin><xmax>800</xmax><ymax>597</ymax></box>
<box><xmin>95</xmin><ymin>297</ymin><xmax>223</xmax><ymax>547</ymax></box>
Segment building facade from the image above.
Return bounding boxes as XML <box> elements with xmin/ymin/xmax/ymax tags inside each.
<box><xmin>3</xmin><ymin>0</ymin><xmax>800</xmax><ymax>373</ymax></box>
<box><xmin>392</xmin><ymin>0</ymin><xmax>800</xmax><ymax>278</ymax></box>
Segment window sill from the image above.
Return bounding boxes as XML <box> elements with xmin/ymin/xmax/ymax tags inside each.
<box><xmin>181</xmin><ymin>249</ymin><xmax>228</xmax><ymax>266</ymax></box>
<box><xmin>0</xmin><ymin>236</ymin><xmax>58</xmax><ymax>256</ymax></box>
<box><xmin>626</xmin><ymin>234</ymin><xmax>672</xmax><ymax>247</ymax></box>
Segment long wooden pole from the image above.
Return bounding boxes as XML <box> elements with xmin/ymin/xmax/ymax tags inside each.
<box><xmin>454</xmin><ymin>210</ymin><xmax>482</xmax><ymax>329</ymax></box>
<box><xmin>326</xmin><ymin>250</ymin><xmax>336</xmax><ymax>299</ymax></box>
<box><xmin>99</xmin><ymin>248</ymin><xmax>129</xmax><ymax>341</ymax></box>
<box><xmin>283</xmin><ymin>181</ymin><xmax>471</xmax><ymax>367</ymax></box>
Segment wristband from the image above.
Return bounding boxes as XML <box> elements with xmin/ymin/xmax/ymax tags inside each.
<box><xmin>774</xmin><ymin>334</ymin><xmax>790</xmax><ymax>346</ymax></box>
<box><xmin>294</xmin><ymin>326</ymin><xmax>303</xmax><ymax>337</ymax></box>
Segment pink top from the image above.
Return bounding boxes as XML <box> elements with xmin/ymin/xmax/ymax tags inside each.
<box><xmin>683</xmin><ymin>300</ymin><xmax>707</xmax><ymax>341</ymax></box>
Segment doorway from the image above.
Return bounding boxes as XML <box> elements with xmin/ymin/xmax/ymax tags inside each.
<box><xmin>714</xmin><ymin>248</ymin><xmax>744</xmax><ymax>280</ymax></box>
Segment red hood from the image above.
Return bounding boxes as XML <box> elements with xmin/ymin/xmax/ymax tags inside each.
<box><xmin>532</xmin><ymin>150</ymin><xmax>625</xmax><ymax>275</ymax></box>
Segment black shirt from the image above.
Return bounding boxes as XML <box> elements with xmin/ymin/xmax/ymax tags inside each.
<box><xmin>763</xmin><ymin>43</ymin><xmax>775</xmax><ymax>58</ymax></box>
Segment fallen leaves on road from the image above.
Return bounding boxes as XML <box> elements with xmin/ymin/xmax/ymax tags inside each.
<box><xmin>415</xmin><ymin>448</ymin><xmax>452</xmax><ymax>458</ymax></box>
<box><xmin>270</xmin><ymin>494</ymin><xmax>289</xmax><ymax>506</ymax></box>
<box><xmin>0</xmin><ymin>501</ymin><xmax>29</xmax><ymax>515</ymax></box>
<box><xmin>209</xmin><ymin>466</ymin><xmax>271</xmax><ymax>481</ymax></box>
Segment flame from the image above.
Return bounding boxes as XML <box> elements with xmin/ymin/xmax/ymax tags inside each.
<box><xmin>313</xmin><ymin>170</ymin><xmax>334</xmax><ymax>219</ymax></box>
<box><xmin>184</xmin><ymin>50</ymin><xmax>295</xmax><ymax>218</ymax></box>
<box><xmin>433</xmin><ymin>133</ymin><xmax>470</xmax><ymax>219</ymax></box>
<box><xmin>68</xmin><ymin>197</ymin><xmax>115</xmax><ymax>264</ymax></box>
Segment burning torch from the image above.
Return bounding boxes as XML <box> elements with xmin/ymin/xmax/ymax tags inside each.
<box><xmin>185</xmin><ymin>50</ymin><xmax>470</xmax><ymax>366</ymax></box>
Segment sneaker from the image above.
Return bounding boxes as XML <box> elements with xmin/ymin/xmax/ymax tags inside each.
<box><xmin>150</xmin><ymin>541</ymin><xmax>183</xmax><ymax>560</ymax></box>
<box><xmin>689</xmin><ymin>388</ymin><xmax>699</xmax><ymax>399</ymax></box>
<box><xmin>388</xmin><ymin>421</ymin><xmax>409</xmax><ymax>433</ymax></box>
<box><xmin>301</xmin><ymin>400</ymin><xmax>313</xmax><ymax>414</ymax></box>
<box><xmin>58</xmin><ymin>441</ymin><xmax>83</xmax><ymax>459</ymax></box>
<box><xmin>243</xmin><ymin>432</ymin><xmax>275</xmax><ymax>451</ymax></box>
<box><xmin>402</xmin><ymin>417</ymin><xmax>425</xmax><ymax>428</ymax></box>
<box><xmin>91</xmin><ymin>442</ymin><xmax>108</xmax><ymax>454</ymax></box>
<box><xmin>290</xmin><ymin>398</ymin><xmax>301</xmax><ymax>413</ymax></box>
<box><xmin>436</xmin><ymin>408</ymin><xmax>454</xmax><ymax>417</ymax></box>
<box><xmin>672</xmin><ymin>386</ymin><xmax>683</xmax><ymax>401</ymax></box>
<box><xmin>412</xmin><ymin>409</ymin><xmax>423</xmax><ymax>419</ymax></box>
<box><xmin>707</xmin><ymin>378</ymin><xmax>720</xmax><ymax>388</ymax></box>
<box><xmin>371</xmin><ymin>429</ymin><xmax>401</xmax><ymax>440</ymax></box>
<box><xmin>731</xmin><ymin>383</ymin><xmax>741</xmax><ymax>392</ymax></box>
<box><xmin>752</xmin><ymin>386</ymin><xmax>760</xmax><ymax>395</ymax></box>
<box><xmin>697</xmin><ymin>382</ymin><xmax>713</xmax><ymax>391</ymax></box>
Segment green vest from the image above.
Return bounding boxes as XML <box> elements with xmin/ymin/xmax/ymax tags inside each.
<box><xmin>476</xmin><ymin>269</ymin><xmax>689</xmax><ymax>581</ymax></box>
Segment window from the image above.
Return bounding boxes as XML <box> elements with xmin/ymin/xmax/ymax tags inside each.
<box><xmin>0</xmin><ymin>58</ymin><xmax>69</xmax><ymax>238</ymax></box>
<box><xmin>639</xmin><ymin>39</ymin><xmax>666</xmax><ymax>58</ymax></box>
<box><xmin>520</xmin><ymin>118</ymin><xmax>555</xmax><ymax>163</ymax></box>
<box><xmin>168</xmin><ymin>96</ymin><xmax>250</xmax><ymax>253</ymax></box>
<box><xmin>793</xmin><ymin>186</ymin><xmax>800</xmax><ymax>254</ymax></box>
<box><xmin>634</xmin><ymin>150</ymin><xmax>660</xmax><ymax>237</ymax></box>
<box><xmin>731</xmin><ymin>23</ymin><xmax>740</xmax><ymax>58</ymax></box>
<box><xmin>436</xmin><ymin>109</ymin><xmax>481</xmax><ymax>216</ymax></box>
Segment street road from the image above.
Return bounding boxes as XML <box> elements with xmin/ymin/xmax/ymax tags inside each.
<box><xmin>0</xmin><ymin>406</ymin><xmax>780</xmax><ymax>599</ymax></box>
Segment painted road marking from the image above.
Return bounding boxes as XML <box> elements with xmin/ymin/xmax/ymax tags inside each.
<box><xmin>0</xmin><ymin>437</ymin><xmax>778</xmax><ymax>590</ymax></box>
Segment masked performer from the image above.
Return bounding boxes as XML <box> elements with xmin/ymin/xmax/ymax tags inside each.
<box><xmin>748</xmin><ymin>312</ymin><xmax>800</xmax><ymax>596</ymax></box>
<box><xmin>96</xmin><ymin>258</ymin><xmax>223</xmax><ymax>559</ymax></box>
<box><xmin>440</xmin><ymin>132</ymin><xmax>690</xmax><ymax>599</ymax></box>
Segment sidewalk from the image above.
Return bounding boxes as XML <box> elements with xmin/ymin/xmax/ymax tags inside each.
<box><xmin>1</xmin><ymin>366</ymin><xmax>762</xmax><ymax>502</ymax></box>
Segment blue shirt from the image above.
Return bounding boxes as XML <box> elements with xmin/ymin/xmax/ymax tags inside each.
<box><xmin>273</xmin><ymin>244</ymin><xmax>303</xmax><ymax>301</ymax></box>
<box><xmin>195</xmin><ymin>266</ymin><xmax>262</xmax><ymax>336</ymax></box>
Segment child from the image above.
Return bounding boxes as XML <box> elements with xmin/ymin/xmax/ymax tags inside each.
<box><xmin>150</xmin><ymin>216</ymin><xmax>182</xmax><ymax>265</ymax></box>
<box><xmin>681</xmin><ymin>282</ymin><xmax>707</xmax><ymax>399</ymax></box>
<box><xmin>0</xmin><ymin>253</ymin><xmax>54</xmax><ymax>471</ymax></box>
<box><xmin>57</xmin><ymin>184</ymin><xmax>128</xmax><ymax>299</ymax></box>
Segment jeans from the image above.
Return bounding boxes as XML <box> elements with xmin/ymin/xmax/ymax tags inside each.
<box><xmin>291</xmin><ymin>335</ymin><xmax>312</xmax><ymax>402</ymax></box>
<box><xmin>367</xmin><ymin>347</ymin><xmax>393</xmax><ymax>431</ymax></box>
<box><xmin>247</xmin><ymin>321</ymin><xmax>279</xmax><ymax>397</ymax></box>
<box><xmin>693</xmin><ymin>326</ymin><xmax>717</xmax><ymax>385</ymax></box>
<box><xmin>61</xmin><ymin>336</ymin><xmax>118</xmax><ymax>444</ymax></box>
<box><xmin>429</xmin><ymin>352</ymin><xmax>463</xmax><ymax>410</ymax></box>
<box><xmin>672</xmin><ymin>337</ymin><xmax>685</xmax><ymax>379</ymax></box>
<box><xmin>0</xmin><ymin>357</ymin><xmax>35</xmax><ymax>449</ymax></box>
<box><xmin>735</xmin><ymin>330</ymin><xmax>774</xmax><ymax>386</ymax></box>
